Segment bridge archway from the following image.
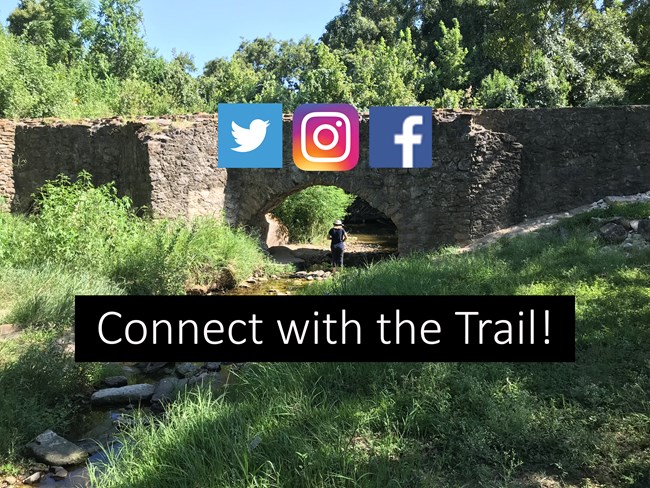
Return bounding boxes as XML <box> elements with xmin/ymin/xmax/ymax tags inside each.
<box><xmin>246</xmin><ymin>183</ymin><xmax>398</xmax><ymax>252</ymax></box>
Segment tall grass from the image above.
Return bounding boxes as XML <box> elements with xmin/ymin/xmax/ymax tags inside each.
<box><xmin>0</xmin><ymin>266</ymin><xmax>124</xmax><ymax>327</ymax></box>
<box><xmin>0</xmin><ymin>172</ymin><xmax>281</xmax><ymax>326</ymax></box>
<box><xmin>0</xmin><ymin>329</ymin><xmax>108</xmax><ymax>466</ymax></box>
<box><xmin>91</xmin><ymin>203</ymin><xmax>650</xmax><ymax>488</ymax></box>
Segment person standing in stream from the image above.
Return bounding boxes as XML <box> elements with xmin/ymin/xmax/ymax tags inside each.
<box><xmin>328</xmin><ymin>219</ymin><xmax>348</xmax><ymax>272</ymax></box>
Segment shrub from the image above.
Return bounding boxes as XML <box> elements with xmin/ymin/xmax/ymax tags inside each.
<box><xmin>477</xmin><ymin>70</ymin><xmax>524</xmax><ymax>108</ymax></box>
<box><xmin>272</xmin><ymin>186</ymin><xmax>355</xmax><ymax>243</ymax></box>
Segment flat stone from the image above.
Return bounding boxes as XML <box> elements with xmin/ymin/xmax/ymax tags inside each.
<box><xmin>26</xmin><ymin>430</ymin><xmax>88</xmax><ymax>466</ymax></box>
<box><xmin>90</xmin><ymin>384</ymin><xmax>155</xmax><ymax>406</ymax></box>
<box><xmin>22</xmin><ymin>472</ymin><xmax>41</xmax><ymax>485</ymax></box>
<box><xmin>51</xmin><ymin>466</ymin><xmax>68</xmax><ymax>479</ymax></box>
<box><xmin>599</xmin><ymin>222</ymin><xmax>627</xmax><ymax>244</ymax></box>
<box><xmin>101</xmin><ymin>376</ymin><xmax>128</xmax><ymax>388</ymax></box>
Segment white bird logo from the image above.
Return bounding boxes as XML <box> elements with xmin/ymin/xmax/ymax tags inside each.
<box><xmin>231</xmin><ymin>119</ymin><xmax>270</xmax><ymax>152</ymax></box>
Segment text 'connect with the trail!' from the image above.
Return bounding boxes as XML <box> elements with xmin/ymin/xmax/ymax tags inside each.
<box><xmin>75</xmin><ymin>295</ymin><xmax>575</xmax><ymax>362</ymax></box>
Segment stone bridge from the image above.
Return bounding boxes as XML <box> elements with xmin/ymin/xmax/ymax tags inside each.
<box><xmin>1</xmin><ymin>106</ymin><xmax>649</xmax><ymax>253</ymax></box>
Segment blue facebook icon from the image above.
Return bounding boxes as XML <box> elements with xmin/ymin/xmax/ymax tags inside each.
<box><xmin>369</xmin><ymin>107</ymin><xmax>432</xmax><ymax>168</ymax></box>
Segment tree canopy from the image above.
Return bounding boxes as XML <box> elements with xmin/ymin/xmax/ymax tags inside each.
<box><xmin>1</xmin><ymin>0</ymin><xmax>649</xmax><ymax>118</ymax></box>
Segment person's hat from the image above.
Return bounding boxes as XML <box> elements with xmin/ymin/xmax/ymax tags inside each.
<box><xmin>333</xmin><ymin>219</ymin><xmax>343</xmax><ymax>226</ymax></box>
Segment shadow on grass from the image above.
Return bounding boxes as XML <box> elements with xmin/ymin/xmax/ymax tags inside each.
<box><xmin>92</xmin><ymin>207</ymin><xmax>650</xmax><ymax>487</ymax></box>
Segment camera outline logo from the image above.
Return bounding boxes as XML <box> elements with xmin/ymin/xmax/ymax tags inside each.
<box><xmin>293</xmin><ymin>104</ymin><xmax>359</xmax><ymax>171</ymax></box>
<box><xmin>369</xmin><ymin>106</ymin><xmax>432</xmax><ymax>169</ymax></box>
<box><xmin>217</xmin><ymin>103</ymin><xmax>283</xmax><ymax>168</ymax></box>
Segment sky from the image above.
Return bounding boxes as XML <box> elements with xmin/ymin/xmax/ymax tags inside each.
<box><xmin>0</xmin><ymin>0</ymin><xmax>347</xmax><ymax>71</ymax></box>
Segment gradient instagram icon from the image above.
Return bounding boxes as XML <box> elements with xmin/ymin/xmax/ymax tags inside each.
<box><xmin>293</xmin><ymin>104</ymin><xmax>359</xmax><ymax>171</ymax></box>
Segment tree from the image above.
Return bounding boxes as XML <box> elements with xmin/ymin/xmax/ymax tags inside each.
<box><xmin>322</xmin><ymin>0</ymin><xmax>408</xmax><ymax>50</ymax></box>
<box><xmin>88</xmin><ymin>0</ymin><xmax>149</xmax><ymax>79</ymax></box>
<box><xmin>161</xmin><ymin>51</ymin><xmax>204</xmax><ymax>112</ymax></box>
<box><xmin>565</xmin><ymin>2</ymin><xmax>635</xmax><ymax>105</ymax></box>
<box><xmin>433</xmin><ymin>18</ymin><xmax>469</xmax><ymax>93</ymax></box>
<box><xmin>346</xmin><ymin>29</ymin><xmax>427</xmax><ymax>109</ymax></box>
<box><xmin>8</xmin><ymin>0</ymin><xmax>94</xmax><ymax>66</ymax></box>
<box><xmin>518</xmin><ymin>49</ymin><xmax>571</xmax><ymax>107</ymax></box>
<box><xmin>297</xmin><ymin>43</ymin><xmax>352</xmax><ymax>105</ymax></box>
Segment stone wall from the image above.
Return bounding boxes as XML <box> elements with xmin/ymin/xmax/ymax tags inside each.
<box><xmin>0</xmin><ymin>120</ymin><xmax>15</xmax><ymax>208</ymax></box>
<box><xmin>3</xmin><ymin>106</ymin><xmax>649</xmax><ymax>253</ymax></box>
<box><xmin>475</xmin><ymin>106</ymin><xmax>650</xmax><ymax>218</ymax></box>
<box><xmin>11</xmin><ymin>119</ymin><xmax>151</xmax><ymax>212</ymax></box>
<box><xmin>143</xmin><ymin>116</ymin><xmax>227</xmax><ymax>219</ymax></box>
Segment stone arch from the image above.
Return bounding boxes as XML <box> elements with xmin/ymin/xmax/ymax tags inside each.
<box><xmin>236</xmin><ymin>179</ymin><xmax>399</xmax><ymax>249</ymax></box>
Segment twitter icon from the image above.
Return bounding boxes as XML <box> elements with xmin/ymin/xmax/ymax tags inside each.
<box><xmin>218</xmin><ymin>104</ymin><xmax>282</xmax><ymax>168</ymax></box>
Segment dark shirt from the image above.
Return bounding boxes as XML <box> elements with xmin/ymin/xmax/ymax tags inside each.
<box><xmin>328</xmin><ymin>227</ymin><xmax>347</xmax><ymax>248</ymax></box>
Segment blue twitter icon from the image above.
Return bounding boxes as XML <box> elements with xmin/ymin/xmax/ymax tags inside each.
<box><xmin>218</xmin><ymin>103</ymin><xmax>283</xmax><ymax>168</ymax></box>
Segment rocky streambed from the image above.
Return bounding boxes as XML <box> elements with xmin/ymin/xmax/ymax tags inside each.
<box><xmin>8</xmin><ymin>361</ymin><xmax>238</xmax><ymax>487</ymax></box>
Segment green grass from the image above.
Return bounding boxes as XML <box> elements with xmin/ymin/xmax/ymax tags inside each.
<box><xmin>0</xmin><ymin>328</ymin><xmax>109</xmax><ymax>466</ymax></box>
<box><xmin>89</xmin><ymin>203</ymin><xmax>650</xmax><ymax>487</ymax></box>
<box><xmin>0</xmin><ymin>265</ymin><xmax>125</xmax><ymax>327</ymax></box>
<box><xmin>0</xmin><ymin>173</ymin><xmax>286</xmax><ymax>473</ymax></box>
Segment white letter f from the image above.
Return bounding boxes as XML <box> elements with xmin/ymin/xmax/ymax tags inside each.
<box><xmin>394</xmin><ymin>115</ymin><xmax>423</xmax><ymax>168</ymax></box>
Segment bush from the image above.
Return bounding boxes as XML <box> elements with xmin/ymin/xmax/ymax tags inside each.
<box><xmin>477</xmin><ymin>69</ymin><xmax>524</xmax><ymax>108</ymax></box>
<box><xmin>28</xmin><ymin>171</ymin><xmax>138</xmax><ymax>271</ymax></box>
<box><xmin>272</xmin><ymin>186</ymin><xmax>355</xmax><ymax>243</ymax></box>
<box><xmin>0</xmin><ymin>172</ymin><xmax>278</xmax><ymax>324</ymax></box>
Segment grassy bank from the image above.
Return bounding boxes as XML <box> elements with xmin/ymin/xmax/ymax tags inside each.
<box><xmin>91</xmin><ymin>203</ymin><xmax>650</xmax><ymax>488</ymax></box>
<box><xmin>0</xmin><ymin>173</ymin><xmax>283</xmax><ymax>472</ymax></box>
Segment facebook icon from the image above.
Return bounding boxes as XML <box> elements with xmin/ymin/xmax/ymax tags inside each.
<box><xmin>369</xmin><ymin>107</ymin><xmax>432</xmax><ymax>168</ymax></box>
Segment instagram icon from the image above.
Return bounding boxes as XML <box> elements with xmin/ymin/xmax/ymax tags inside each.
<box><xmin>293</xmin><ymin>104</ymin><xmax>359</xmax><ymax>171</ymax></box>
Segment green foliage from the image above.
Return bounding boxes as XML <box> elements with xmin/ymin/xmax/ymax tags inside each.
<box><xmin>348</xmin><ymin>29</ymin><xmax>427</xmax><ymax>109</ymax></box>
<box><xmin>0</xmin><ymin>265</ymin><xmax>124</xmax><ymax>327</ymax></box>
<box><xmin>322</xmin><ymin>0</ymin><xmax>405</xmax><ymax>51</ymax></box>
<box><xmin>477</xmin><ymin>70</ymin><xmax>524</xmax><ymax>108</ymax></box>
<box><xmin>0</xmin><ymin>30</ymin><xmax>69</xmax><ymax>117</ymax></box>
<box><xmin>627</xmin><ymin>64</ymin><xmax>650</xmax><ymax>103</ymax></box>
<box><xmin>89</xmin><ymin>0</ymin><xmax>149</xmax><ymax>80</ymax></box>
<box><xmin>1</xmin><ymin>0</ymin><xmax>648</xmax><ymax>115</ymax></box>
<box><xmin>432</xmin><ymin>88</ymin><xmax>467</xmax><ymax>109</ymax></box>
<box><xmin>28</xmin><ymin>171</ymin><xmax>137</xmax><ymax>269</ymax></box>
<box><xmin>519</xmin><ymin>50</ymin><xmax>571</xmax><ymax>107</ymax></box>
<box><xmin>433</xmin><ymin>18</ymin><xmax>469</xmax><ymax>93</ymax></box>
<box><xmin>161</xmin><ymin>52</ymin><xmax>205</xmax><ymax>112</ymax></box>
<box><xmin>272</xmin><ymin>186</ymin><xmax>355</xmax><ymax>244</ymax></box>
<box><xmin>8</xmin><ymin>0</ymin><xmax>94</xmax><ymax>66</ymax></box>
<box><xmin>0</xmin><ymin>172</ymin><xmax>277</xmax><ymax>311</ymax></box>
<box><xmin>297</xmin><ymin>43</ymin><xmax>352</xmax><ymax>105</ymax></box>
